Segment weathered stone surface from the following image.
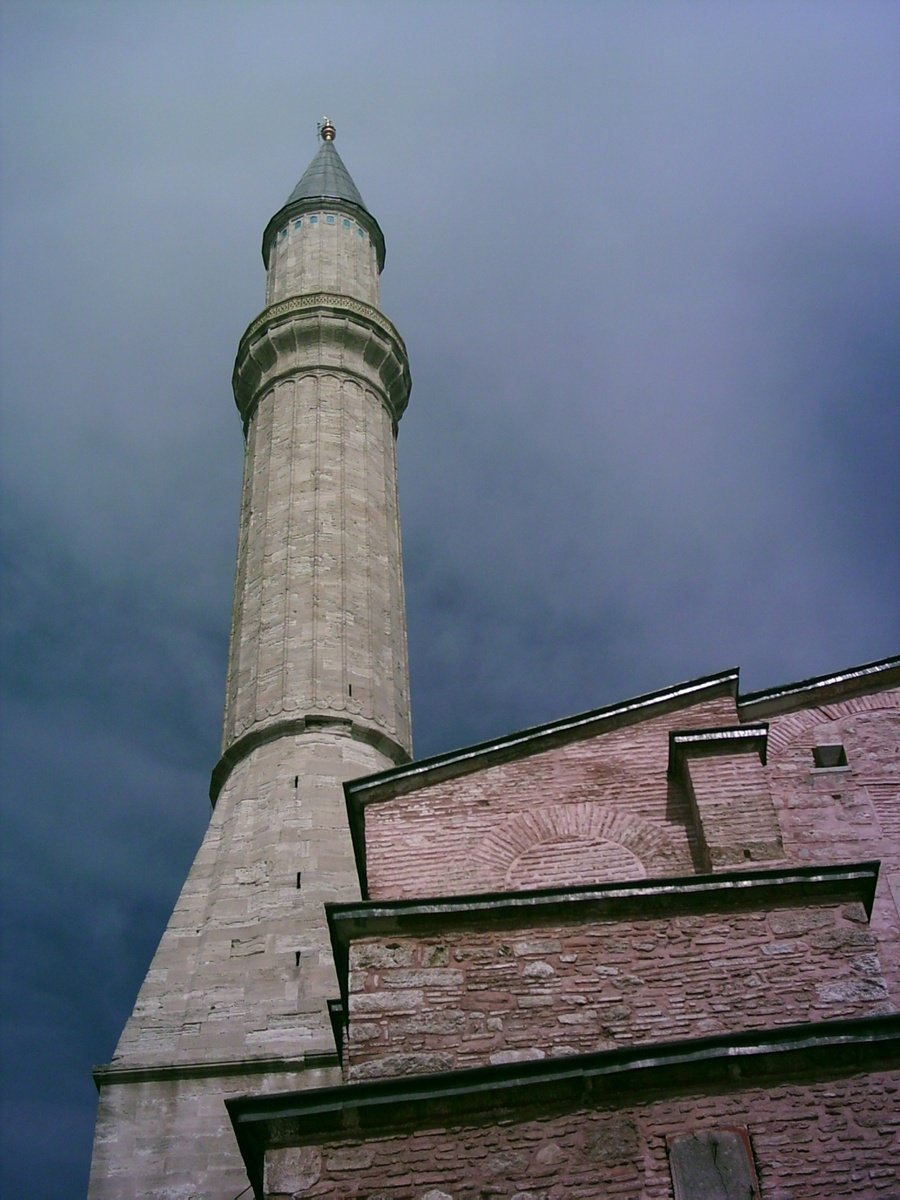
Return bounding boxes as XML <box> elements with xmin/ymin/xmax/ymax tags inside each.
<box><xmin>348</xmin><ymin>1051</ymin><xmax>455</xmax><ymax>1081</ymax></box>
<box><xmin>489</xmin><ymin>1047</ymin><xmax>545</xmax><ymax>1065</ymax></box>
<box><xmin>668</xmin><ymin>1128</ymin><xmax>758</xmax><ymax>1199</ymax></box>
<box><xmin>581</xmin><ymin>1116</ymin><xmax>639</xmax><ymax>1166</ymax></box>
<box><xmin>342</xmin><ymin>897</ymin><xmax>886</xmax><ymax>1075</ymax></box>
<box><xmin>252</xmin><ymin>1071</ymin><xmax>900</xmax><ymax>1199</ymax></box>
<box><xmin>325</xmin><ymin>1144</ymin><xmax>376</xmax><ymax>1171</ymax></box>
<box><xmin>265</xmin><ymin>1146</ymin><xmax>322</xmax><ymax>1194</ymax></box>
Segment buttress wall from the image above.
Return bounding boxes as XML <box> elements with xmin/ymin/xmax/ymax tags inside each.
<box><xmin>355</xmin><ymin>677</ymin><xmax>900</xmax><ymax>1003</ymax></box>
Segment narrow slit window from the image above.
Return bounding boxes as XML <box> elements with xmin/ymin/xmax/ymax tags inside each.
<box><xmin>294</xmin><ymin>951</ymin><xmax>302</xmax><ymax>967</ymax></box>
<box><xmin>293</xmin><ymin>775</ymin><xmax>299</xmax><ymax>788</ymax></box>
<box><xmin>296</xmin><ymin>872</ymin><xmax>302</xmax><ymax>889</ymax></box>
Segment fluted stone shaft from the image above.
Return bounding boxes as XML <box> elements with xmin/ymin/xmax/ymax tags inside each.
<box><xmin>221</xmin><ymin>294</ymin><xmax>412</xmax><ymax>771</ymax></box>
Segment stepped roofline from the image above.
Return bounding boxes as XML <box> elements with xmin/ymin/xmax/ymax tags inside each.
<box><xmin>342</xmin><ymin>653</ymin><xmax>898</xmax><ymax>895</ymax></box>
<box><xmin>345</xmin><ymin>668</ymin><xmax>741</xmax><ymax>808</ymax></box>
<box><xmin>345</xmin><ymin>654</ymin><xmax>899</xmax><ymax>807</ymax></box>
<box><xmin>738</xmin><ymin>653</ymin><xmax>899</xmax><ymax>718</ymax></box>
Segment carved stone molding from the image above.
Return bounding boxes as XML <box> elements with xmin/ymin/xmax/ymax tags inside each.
<box><xmin>232</xmin><ymin>293</ymin><xmax>411</xmax><ymax>426</ymax></box>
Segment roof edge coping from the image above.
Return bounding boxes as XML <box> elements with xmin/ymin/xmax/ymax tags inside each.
<box><xmin>739</xmin><ymin>654</ymin><xmax>900</xmax><ymax>718</ymax></box>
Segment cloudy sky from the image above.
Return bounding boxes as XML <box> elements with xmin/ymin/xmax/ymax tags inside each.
<box><xmin>1</xmin><ymin>1</ymin><xmax>898</xmax><ymax>1193</ymax></box>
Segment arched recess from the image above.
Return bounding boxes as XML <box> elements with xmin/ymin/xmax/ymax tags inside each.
<box><xmin>765</xmin><ymin>695</ymin><xmax>899</xmax><ymax>840</ymax></box>
<box><xmin>765</xmin><ymin>693</ymin><xmax>899</xmax><ymax>754</ymax></box>
<box><xmin>471</xmin><ymin>802</ymin><xmax>688</xmax><ymax>892</ymax></box>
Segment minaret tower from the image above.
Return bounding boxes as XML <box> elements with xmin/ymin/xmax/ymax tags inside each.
<box><xmin>88</xmin><ymin>121</ymin><xmax>412</xmax><ymax>1199</ymax></box>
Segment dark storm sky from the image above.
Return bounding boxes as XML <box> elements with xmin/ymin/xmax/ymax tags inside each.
<box><xmin>1</xmin><ymin>2</ymin><xmax>898</xmax><ymax>1194</ymax></box>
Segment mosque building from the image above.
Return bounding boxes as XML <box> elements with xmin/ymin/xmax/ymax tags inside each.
<box><xmin>88</xmin><ymin>122</ymin><xmax>900</xmax><ymax>1200</ymax></box>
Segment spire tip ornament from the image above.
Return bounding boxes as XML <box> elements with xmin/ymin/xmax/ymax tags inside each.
<box><xmin>320</xmin><ymin>117</ymin><xmax>336</xmax><ymax>141</ymax></box>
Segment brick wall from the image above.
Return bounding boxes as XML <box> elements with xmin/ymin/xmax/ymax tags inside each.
<box><xmin>343</xmin><ymin>901</ymin><xmax>887</xmax><ymax>1081</ymax></box>
<box><xmin>765</xmin><ymin>690</ymin><xmax>900</xmax><ymax>1001</ymax></box>
<box><xmin>262</xmin><ymin>1068</ymin><xmax>900</xmax><ymax>1199</ymax></box>
<box><xmin>683</xmin><ymin>749</ymin><xmax>782</xmax><ymax>868</ymax></box>
<box><xmin>363</xmin><ymin>695</ymin><xmax>738</xmax><ymax>899</ymax></box>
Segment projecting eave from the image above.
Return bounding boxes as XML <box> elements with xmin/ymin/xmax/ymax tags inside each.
<box><xmin>738</xmin><ymin>653</ymin><xmax>900</xmax><ymax>720</ymax></box>
<box><xmin>346</xmin><ymin>667</ymin><xmax>739</xmax><ymax>807</ymax></box>
<box><xmin>227</xmin><ymin>1013</ymin><xmax>900</xmax><ymax>1200</ymax></box>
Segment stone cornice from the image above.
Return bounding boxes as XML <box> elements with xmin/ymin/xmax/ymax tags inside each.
<box><xmin>326</xmin><ymin>860</ymin><xmax>879</xmax><ymax>1009</ymax></box>
<box><xmin>227</xmin><ymin>1012</ymin><xmax>900</xmax><ymax>1200</ymax></box>
<box><xmin>232</xmin><ymin>293</ymin><xmax>411</xmax><ymax>426</ymax></box>
<box><xmin>92</xmin><ymin>1049</ymin><xmax>339</xmax><ymax>1091</ymax></box>
<box><xmin>739</xmin><ymin>654</ymin><xmax>900</xmax><ymax>718</ymax></box>
<box><xmin>345</xmin><ymin>668</ymin><xmax>740</xmax><ymax>806</ymax></box>
<box><xmin>241</xmin><ymin>292</ymin><xmax>404</xmax><ymax>351</ymax></box>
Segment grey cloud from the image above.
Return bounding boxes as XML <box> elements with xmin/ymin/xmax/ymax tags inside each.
<box><xmin>1</xmin><ymin>2</ymin><xmax>898</xmax><ymax>1194</ymax></box>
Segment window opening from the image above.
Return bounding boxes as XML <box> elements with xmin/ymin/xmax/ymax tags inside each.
<box><xmin>813</xmin><ymin>744</ymin><xmax>847</xmax><ymax>769</ymax></box>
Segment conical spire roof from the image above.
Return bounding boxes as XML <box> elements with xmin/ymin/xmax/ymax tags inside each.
<box><xmin>262</xmin><ymin>119</ymin><xmax>385</xmax><ymax>270</ymax></box>
<box><xmin>285</xmin><ymin>136</ymin><xmax>367</xmax><ymax>210</ymax></box>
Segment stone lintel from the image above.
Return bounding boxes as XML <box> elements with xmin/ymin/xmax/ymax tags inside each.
<box><xmin>227</xmin><ymin>1012</ymin><xmax>900</xmax><ymax>1199</ymax></box>
<box><xmin>668</xmin><ymin>724</ymin><xmax>768</xmax><ymax>779</ymax></box>
<box><xmin>325</xmin><ymin>860</ymin><xmax>879</xmax><ymax>1010</ymax></box>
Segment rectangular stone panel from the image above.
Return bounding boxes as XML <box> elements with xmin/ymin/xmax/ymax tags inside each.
<box><xmin>668</xmin><ymin>1127</ymin><xmax>760</xmax><ymax>1199</ymax></box>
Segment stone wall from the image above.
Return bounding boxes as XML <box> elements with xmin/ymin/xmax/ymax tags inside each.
<box><xmin>261</xmin><ymin>1067</ymin><xmax>900</xmax><ymax>1200</ymax></box>
<box><xmin>343</xmin><ymin>900</ymin><xmax>887</xmax><ymax>1081</ymax></box>
<box><xmin>763</xmin><ymin>689</ymin><xmax>900</xmax><ymax>1000</ymax></box>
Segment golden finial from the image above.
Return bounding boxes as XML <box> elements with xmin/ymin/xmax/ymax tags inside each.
<box><xmin>320</xmin><ymin>117</ymin><xmax>336</xmax><ymax>142</ymax></box>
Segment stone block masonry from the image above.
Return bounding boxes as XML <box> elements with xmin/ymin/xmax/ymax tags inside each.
<box><xmin>258</xmin><ymin>1072</ymin><xmax>900</xmax><ymax>1200</ymax></box>
<box><xmin>228</xmin><ymin>1018</ymin><xmax>900</xmax><ymax>1199</ymax></box>
<box><xmin>343</xmin><ymin>900</ymin><xmax>888</xmax><ymax>1080</ymax></box>
<box><xmin>88</xmin><ymin>127</ymin><xmax>416</xmax><ymax>1198</ymax></box>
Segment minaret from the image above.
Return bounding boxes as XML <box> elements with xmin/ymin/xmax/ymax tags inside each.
<box><xmin>88</xmin><ymin>121</ymin><xmax>412</xmax><ymax>1199</ymax></box>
